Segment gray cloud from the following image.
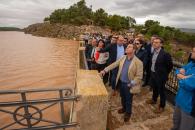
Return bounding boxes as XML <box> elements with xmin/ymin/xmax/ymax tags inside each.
<box><xmin>112</xmin><ymin>0</ymin><xmax>194</xmax><ymax>16</ymax></box>
<box><xmin>0</xmin><ymin>0</ymin><xmax>79</xmax><ymax>27</ymax></box>
<box><xmin>0</xmin><ymin>0</ymin><xmax>195</xmax><ymax>28</ymax></box>
<box><xmin>109</xmin><ymin>0</ymin><xmax>195</xmax><ymax>28</ymax></box>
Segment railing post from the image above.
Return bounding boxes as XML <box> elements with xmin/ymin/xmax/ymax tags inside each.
<box><xmin>59</xmin><ymin>90</ymin><xmax>66</xmax><ymax>130</ymax></box>
<box><xmin>21</xmin><ymin>92</ymin><xmax>32</xmax><ymax>128</ymax></box>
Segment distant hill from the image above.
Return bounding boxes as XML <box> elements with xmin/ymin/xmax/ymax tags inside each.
<box><xmin>0</xmin><ymin>27</ymin><xmax>22</xmax><ymax>31</ymax></box>
<box><xmin>179</xmin><ymin>28</ymin><xmax>195</xmax><ymax>34</ymax></box>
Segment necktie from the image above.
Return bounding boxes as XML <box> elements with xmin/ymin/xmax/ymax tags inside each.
<box><xmin>91</xmin><ymin>48</ymin><xmax>95</xmax><ymax>58</ymax></box>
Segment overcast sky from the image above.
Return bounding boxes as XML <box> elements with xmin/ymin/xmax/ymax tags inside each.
<box><xmin>0</xmin><ymin>0</ymin><xmax>195</xmax><ymax>29</ymax></box>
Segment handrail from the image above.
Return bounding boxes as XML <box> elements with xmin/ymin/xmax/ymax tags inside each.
<box><xmin>0</xmin><ymin>87</ymin><xmax>72</xmax><ymax>94</ymax></box>
<box><xmin>0</xmin><ymin>96</ymin><xmax>80</xmax><ymax>107</ymax></box>
<box><xmin>0</xmin><ymin>88</ymin><xmax>80</xmax><ymax>130</ymax></box>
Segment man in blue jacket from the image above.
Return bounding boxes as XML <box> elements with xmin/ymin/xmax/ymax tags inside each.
<box><xmin>171</xmin><ymin>47</ymin><xmax>195</xmax><ymax>130</ymax></box>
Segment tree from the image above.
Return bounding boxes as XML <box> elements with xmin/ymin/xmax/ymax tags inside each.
<box><xmin>47</xmin><ymin>0</ymin><xmax>92</xmax><ymax>25</ymax></box>
<box><xmin>127</xmin><ymin>16</ymin><xmax>136</xmax><ymax>27</ymax></box>
<box><xmin>49</xmin><ymin>9</ymin><xmax>64</xmax><ymax>23</ymax></box>
<box><xmin>145</xmin><ymin>20</ymin><xmax>160</xmax><ymax>28</ymax></box>
<box><xmin>44</xmin><ymin>17</ymin><xmax>50</xmax><ymax>21</ymax></box>
<box><xmin>120</xmin><ymin>16</ymin><xmax>130</xmax><ymax>29</ymax></box>
<box><xmin>146</xmin><ymin>24</ymin><xmax>163</xmax><ymax>36</ymax></box>
<box><xmin>106</xmin><ymin>15</ymin><xmax>130</xmax><ymax>31</ymax></box>
<box><xmin>93</xmin><ymin>8</ymin><xmax>108</xmax><ymax>26</ymax></box>
<box><xmin>44</xmin><ymin>0</ymin><xmax>133</xmax><ymax>31</ymax></box>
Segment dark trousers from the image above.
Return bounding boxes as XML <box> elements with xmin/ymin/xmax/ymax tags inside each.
<box><xmin>96</xmin><ymin>63</ymin><xmax>108</xmax><ymax>84</ymax></box>
<box><xmin>87</xmin><ymin>60</ymin><xmax>95</xmax><ymax>70</ymax></box>
<box><xmin>111</xmin><ymin>67</ymin><xmax>118</xmax><ymax>90</ymax></box>
<box><xmin>172</xmin><ymin>106</ymin><xmax>195</xmax><ymax>130</ymax></box>
<box><xmin>144</xmin><ymin>65</ymin><xmax>151</xmax><ymax>85</ymax></box>
<box><xmin>87</xmin><ymin>61</ymin><xmax>91</xmax><ymax>70</ymax></box>
<box><xmin>84</xmin><ymin>40</ymin><xmax>88</xmax><ymax>46</ymax></box>
<box><xmin>90</xmin><ymin>61</ymin><xmax>97</xmax><ymax>70</ymax></box>
<box><xmin>119</xmin><ymin>81</ymin><xmax>133</xmax><ymax>114</ymax></box>
<box><xmin>108</xmin><ymin>71</ymin><xmax>112</xmax><ymax>86</ymax></box>
<box><xmin>150</xmin><ymin>72</ymin><xmax>166</xmax><ymax>108</ymax></box>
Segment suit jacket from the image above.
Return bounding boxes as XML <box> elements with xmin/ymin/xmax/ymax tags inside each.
<box><xmin>145</xmin><ymin>43</ymin><xmax>153</xmax><ymax>56</ymax></box>
<box><xmin>104</xmin><ymin>55</ymin><xmax>143</xmax><ymax>92</ymax></box>
<box><xmin>151</xmin><ymin>49</ymin><xmax>173</xmax><ymax>81</ymax></box>
<box><xmin>85</xmin><ymin>44</ymin><xmax>93</xmax><ymax>60</ymax></box>
<box><xmin>99</xmin><ymin>44</ymin><xmax>126</xmax><ymax>65</ymax></box>
<box><xmin>135</xmin><ymin>47</ymin><xmax>149</xmax><ymax>70</ymax></box>
<box><xmin>145</xmin><ymin>44</ymin><xmax>153</xmax><ymax>70</ymax></box>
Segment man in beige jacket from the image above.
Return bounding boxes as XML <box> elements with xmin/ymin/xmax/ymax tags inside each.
<box><xmin>100</xmin><ymin>44</ymin><xmax>143</xmax><ymax>122</ymax></box>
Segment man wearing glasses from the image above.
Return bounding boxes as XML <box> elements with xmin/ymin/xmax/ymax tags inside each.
<box><xmin>134</xmin><ymin>39</ymin><xmax>149</xmax><ymax>72</ymax></box>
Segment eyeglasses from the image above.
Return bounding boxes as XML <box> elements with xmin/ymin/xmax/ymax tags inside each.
<box><xmin>134</xmin><ymin>42</ymin><xmax>140</xmax><ymax>45</ymax></box>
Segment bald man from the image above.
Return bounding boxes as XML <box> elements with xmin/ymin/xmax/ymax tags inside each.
<box><xmin>98</xmin><ymin>35</ymin><xmax>127</xmax><ymax>95</ymax></box>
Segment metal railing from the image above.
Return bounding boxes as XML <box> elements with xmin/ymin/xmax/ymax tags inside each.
<box><xmin>165</xmin><ymin>61</ymin><xmax>183</xmax><ymax>94</ymax></box>
<box><xmin>0</xmin><ymin>88</ymin><xmax>80</xmax><ymax>130</ymax></box>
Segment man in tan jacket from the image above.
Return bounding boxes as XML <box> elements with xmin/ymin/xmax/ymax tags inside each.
<box><xmin>100</xmin><ymin>44</ymin><xmax>143</xmax><ymax>122</ymax></box>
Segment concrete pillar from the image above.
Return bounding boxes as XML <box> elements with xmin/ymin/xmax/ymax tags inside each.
<box><xmin>76</xmin><ymin>69</ymin><xmax>108</xmax><ymax>130</ymax></box>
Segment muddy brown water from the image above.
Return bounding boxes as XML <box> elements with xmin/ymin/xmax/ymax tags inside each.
<box><xmin>0</xmin><ymin>31</ymin><xmax>79</xmax><ymax>129</ymax></box>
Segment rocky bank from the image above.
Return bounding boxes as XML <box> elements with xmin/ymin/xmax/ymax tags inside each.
<box><xmin>24</xmin><ymin>23</ymin><xmax>111</xmax><ymax>40</ymax></box>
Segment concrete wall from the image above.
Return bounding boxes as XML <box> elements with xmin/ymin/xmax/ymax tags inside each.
<box><xmin>76</xmin><ymin>70</ymin><xmax>108</xmax><ymax>130</ymax></box>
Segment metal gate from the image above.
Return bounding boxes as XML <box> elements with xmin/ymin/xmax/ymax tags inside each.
<box><xmin>0</xmin><ymin>88</ymin><xmax>80</xmax><ymax>130</ymax></box>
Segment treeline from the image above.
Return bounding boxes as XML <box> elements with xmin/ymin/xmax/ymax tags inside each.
<box><xmin>44</xmin><ymin>0</ymin><xmax>135</xmax><ymax>31</ymax></box>
<box><xmin>0</xmin><ymin>27</ymin><xmax>21</xmax><ymax>31</ymax></box>
<box><xmin>135</xmin><ymin>20</ymin><xmax>195</xmax><ymax>47</ymax></box>
<box><xmin>44</xmin><ymin>0</ymin><xmax>195</xmax><ymax>46</ymax></box>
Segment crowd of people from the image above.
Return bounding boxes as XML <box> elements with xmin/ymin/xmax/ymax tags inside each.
<box><xmin>84</xmin><ymin>33</ymin><xmax>195</xmax><ymax>130</ymax></box>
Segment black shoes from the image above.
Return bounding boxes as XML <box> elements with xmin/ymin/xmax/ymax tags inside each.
<box><xmin>142</xmin><ymin>83</ymin><xmax>148</xmax><ymax>87</ymax></box>
<box><xmin>118</xmin><ymin>108</ymin><xmax>125</xmax><ymax>114</ymax></box>
<box><xmin>118</xmin><ymin>108</ymin><xmax>131</xmax><ymax>122</ymax></box>
<box><xmin>124</xmin><ymin>113</ymin><xmax>131</xmax><ymax>122</ymax></box>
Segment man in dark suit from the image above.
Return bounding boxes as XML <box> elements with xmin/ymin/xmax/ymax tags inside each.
<box><xmin>106</xmin><ymin>36</ymin><xmax>117</xmax><ymax>86</ymax></box>
<box><xmin>134</xmin><ymin>39</ymin><xmax>149</xmax><ymax>71</ymax></box>
<box><xmin>146</xmin><ymin>37</ymin><xmax>173</xmax><ymax>113</ymax></box>
<box><xmin>143</xmin><ymin>35</ymin><xmax>158</xmax><ymax>87</ymax></box>
<box><xmin>98</xmin><ymin>35</ymin><xmax>127</xmax><ymax>95</ymax></box>
<box><xmin>85</xmin><ymin>38</ymin><xmax>97</xmax><ymax>69</ymax></box>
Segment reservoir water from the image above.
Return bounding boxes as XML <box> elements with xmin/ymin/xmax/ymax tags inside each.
<box><xmin>0</xmin><ymin>31</ymin><xmax>78</xmax><ymax>90</ymax></box>
<box><xmin>0</xmin><ymin>31</ymin><xmax>78</xmax><ymax>128</ymax></box>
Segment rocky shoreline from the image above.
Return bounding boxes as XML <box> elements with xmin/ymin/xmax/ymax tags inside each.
<box><xmin>24</xmin><ymin>23</ymin><xmax>111</xmax><ymax>40</ymax></box>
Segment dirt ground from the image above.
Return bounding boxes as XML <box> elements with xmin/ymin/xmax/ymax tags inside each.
<box><xmin>106</xmin><ymin>86</ymin><xmax>174</xmax><ymax>130</ymax></box>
